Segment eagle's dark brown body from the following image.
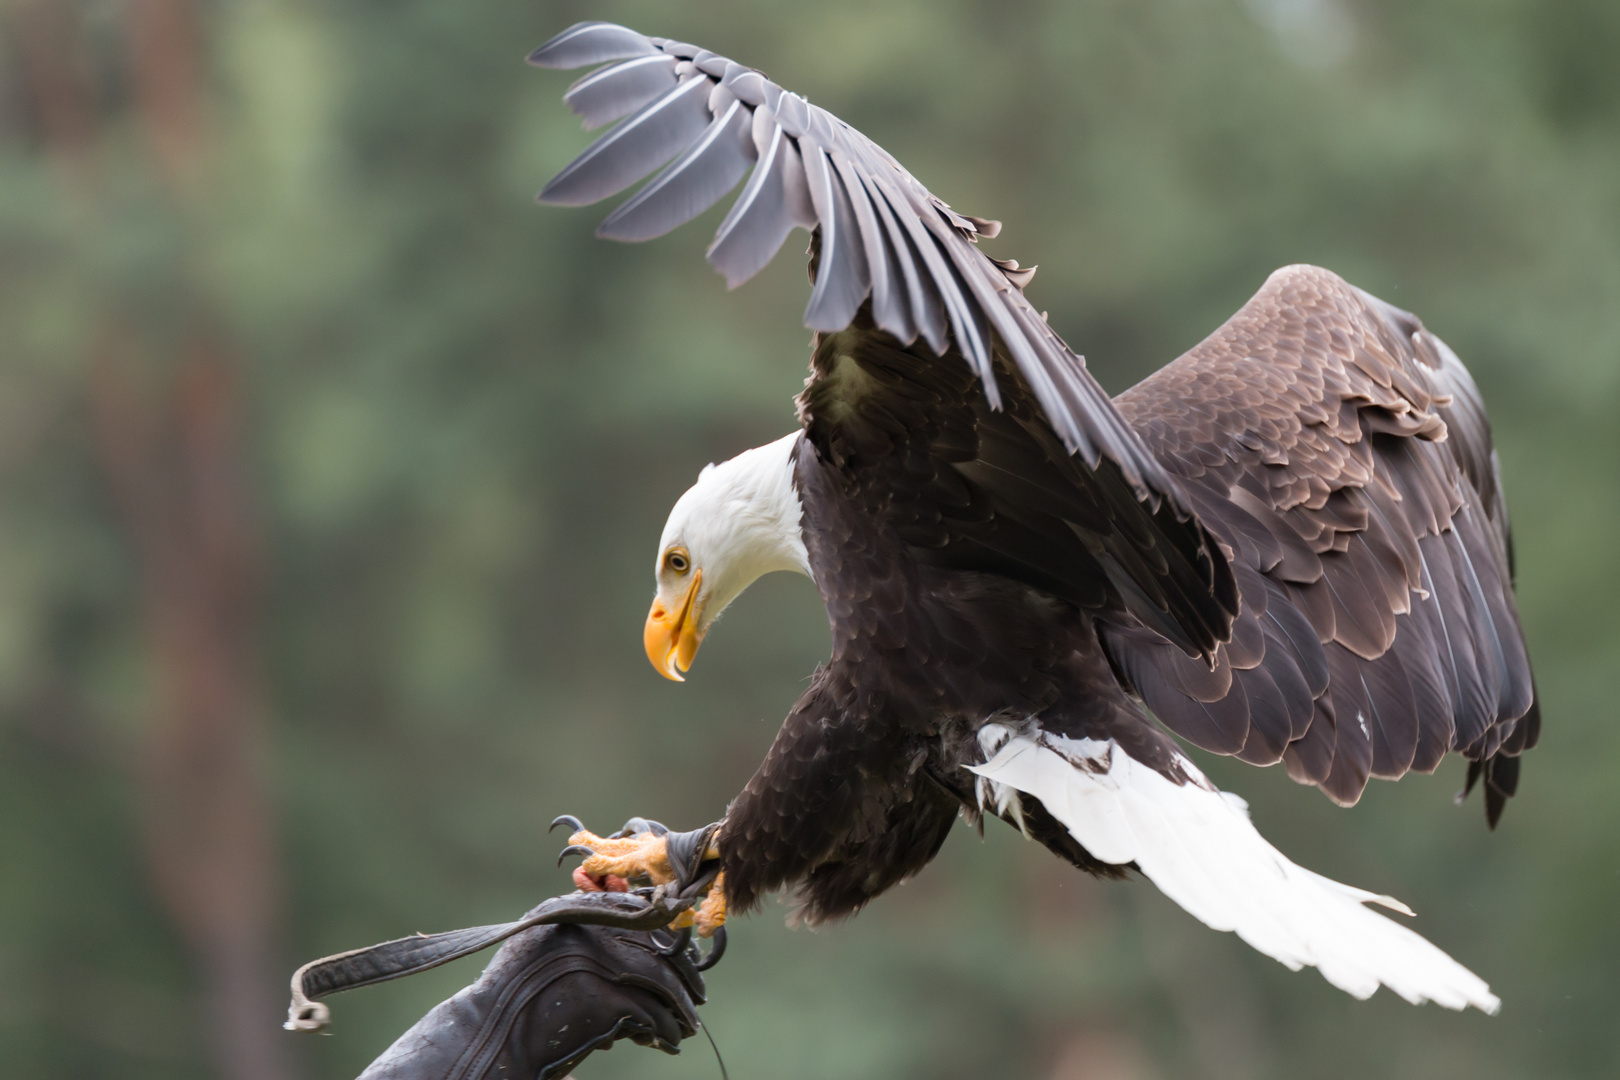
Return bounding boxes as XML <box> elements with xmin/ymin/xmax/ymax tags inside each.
<box><xmin>723</xmin><ymin>456</ymin><xmax>1155</xmax><ymax>918</ymax></box>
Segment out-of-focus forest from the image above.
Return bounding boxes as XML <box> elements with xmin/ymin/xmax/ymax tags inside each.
<box><xmin>1</xmin><ymin>0</ymin><xmax>1616</xmax><ymax>1077</ymax></box>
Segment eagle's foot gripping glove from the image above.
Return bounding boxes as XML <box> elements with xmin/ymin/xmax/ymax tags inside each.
<box><xmin>556</xmin><ymin>815</ymin><xmax>728</xmax><ymax>938</ymax></box>
<box><xmin>286</xmin><ymin>821</ymin><xmax>726</xmax><ymax>1080</ymax></box>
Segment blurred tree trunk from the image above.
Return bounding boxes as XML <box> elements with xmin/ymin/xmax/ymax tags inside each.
<box><xmin>14</xmin><ymin>2</ymin><xmax>293</xmax><ymax>1078</ymax></box>
<box><xmin>92</xmin><ymin>336</ymin><xmax>291</xmax><ymax>1080</ymax></box>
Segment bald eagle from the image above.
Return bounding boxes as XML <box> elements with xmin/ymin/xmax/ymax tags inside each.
<box><xmin>532</xmin><ymin>23</ymin><xmax>1537</xmax><ymax>1013</ymax></box>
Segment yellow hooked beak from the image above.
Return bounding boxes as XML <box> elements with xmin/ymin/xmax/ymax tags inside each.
<box><xmin>644</xmin><ymin>569</ymin><xmax>703</xmax><ymax>681</ymax></box>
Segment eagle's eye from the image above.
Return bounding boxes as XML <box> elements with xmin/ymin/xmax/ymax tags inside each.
<box><xmin>665</xmin><ymin>548</ymin><xmax>690</xmax><ymax>574</ymax></box>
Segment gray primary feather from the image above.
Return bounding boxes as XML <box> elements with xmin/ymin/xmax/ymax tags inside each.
<box><xmin>539</xmin><ymin>73</ymin><xmax>712</xmax><ymax>207</ymax></box>
<box><xmin>563</xmin><ymin>54</ymin><xmax>677</xmax><ymax>131</ymax></box>
<box><xmin>525</xmin><ymin>23</ymin><xmax>658</xmax><ymax>70</ymax></box>
<box><xmin>707</xmin><ymin>123</ymin><xmax>815</xmax><ymax>287</ymax></box>
<box><xmin>528</xmin><ymin>21</ymin><xmax>1183</xmax><ymax>517</ymax></box>
<box><xmin>598</xmin><ymin>94</ymin><xmax>758</xmax><ymax>242</ymax></box>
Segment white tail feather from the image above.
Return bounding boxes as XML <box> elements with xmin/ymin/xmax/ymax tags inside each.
<box><xmin>967</xmin><ymin>732</ymin><xmax>1499</xmax><ymax>1013</ymax></box>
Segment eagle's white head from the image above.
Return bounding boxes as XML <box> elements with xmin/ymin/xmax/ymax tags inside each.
<box><xmin>644</xmin><ymin>432</ymin><xmax>812</xmax><ymax>680</ymax></box>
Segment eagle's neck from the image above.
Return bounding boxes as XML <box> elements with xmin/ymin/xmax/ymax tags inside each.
<box><xmin>715</xmin><ymin>430</ymin><xmax>812</xmax><ymax>583</ymax></box>
<box><xmin>666</xmin><ymin>431</ymin><xmax>813</xmax><ymax>624</ymax></box>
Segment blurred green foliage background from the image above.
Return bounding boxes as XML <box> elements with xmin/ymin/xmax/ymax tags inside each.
<box><xmin>1</xmin><ymin>0</ymin><xmax>1617</xmax><ymax>1077</ymax></box>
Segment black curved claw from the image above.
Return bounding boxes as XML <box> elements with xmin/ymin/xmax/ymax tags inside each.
<box><xmin>694</xmin><ymin>925</ymin><xmax>727</xmax><ymax>972</ymax></box>
<box><xmin>557</xmin><ymin>844</ymin><xmax>595</xmax><ymax>867</ymax></box>
<box><xmin>657</xmin><ymin>925</ymin><xmax>693</xmax><ymax>958</ymax></box>
<box><xmin>611</xmin><ymin>817</ymin><xmax>670</xmax><ymax>839</ymax></box>
<box><xmin>549</xmin><ymin>814</ymin><xmax>586</xmax><ymax>835</ymax></box>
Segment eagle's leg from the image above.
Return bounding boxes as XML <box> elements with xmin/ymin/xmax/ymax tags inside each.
<box><xmin>560</xmin><ymin>821</ymin><xmax>727</xmax><ymax>937</ymax></box>
<box><xmin>689</xmin><ymin>871</ymin><xmax>726</xmax><ymax>938</ymax></box>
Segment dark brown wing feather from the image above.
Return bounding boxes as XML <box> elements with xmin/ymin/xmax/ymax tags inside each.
<box><xmin>799</xmin><ymin>321</ymin><xmax>1236</xmax><ymax>660</ymax></box>
<box><xmin>531</xmin><ymin>21</ymin><xmax>1237</xmax><ymax>657</ymax></box>
<box><xmin>1111</xmin><ymin>265</ymin><xmax>1537</xmax><ymax>820</ymax></box>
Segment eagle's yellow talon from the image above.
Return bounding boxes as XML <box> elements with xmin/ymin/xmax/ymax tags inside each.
<box><xmin>562</xmin><ymin>823</ymin><xmax>726</xmax><ymax>938</ymax></box>
<box><xmin>567</xmin><ymin>829</ymin><xmax>676</xmax><ymax>886</ymax></box>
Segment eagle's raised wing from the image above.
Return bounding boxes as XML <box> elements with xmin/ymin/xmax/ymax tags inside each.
<box><xmin>1111</xmin><ymin>266</ymin><xmax>1538</xmax><ymax>818</ymax></box>
<box><xmin>529</xmin><ymin>23</ymin><xmax>1140</xmax><ymax>471</ymax></box>
<box><xmin>530</xmin><ymin>22</ymin><xmax>1236</xmax><ymax>658</ymax></box>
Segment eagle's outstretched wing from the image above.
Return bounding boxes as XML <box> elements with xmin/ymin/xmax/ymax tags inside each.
<box><xmin>1112</xmin><ymin>266</ymin><xmax>1538</xmax><ymax>817</ymax></box>
<box><xmin>529</xmin><ymin>22</ymin><xmax>1236</xmax><ymax>659</ymax></box>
